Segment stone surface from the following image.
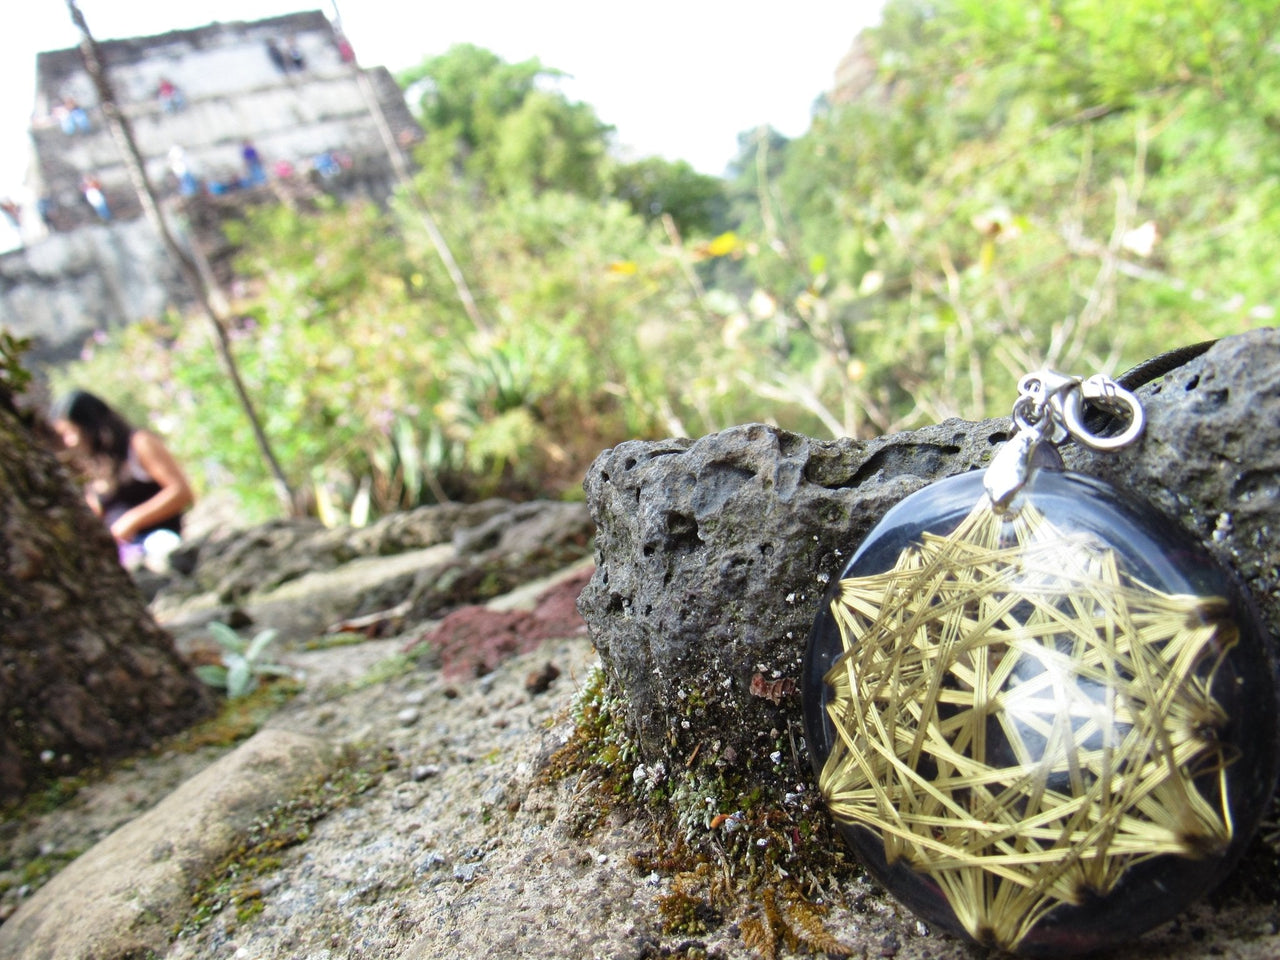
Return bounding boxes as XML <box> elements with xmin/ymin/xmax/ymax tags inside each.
<box><xmin>152</xmin><ymin>499</ymin><xmax>594</xmax><ymax>649</ymax></box>
<box><xmin>0</xmin><ymin>394</ymin><xmax>212</xmax><ymax>802</ymax></box>
<box><xmin>410</xmin><ymin>564</ymin><xmax>593</xmax><ymax>679</ymax></box>
<box><xmin>403</xmin><ymin>500</ymin><xmax>594</xmax><ymax>623</ymax></box>
<box><xmin>3</xmin><ymin>450</ymin><xmax>1280</xmax><ymax>959</ymax></box>
<box><xmin>347</xmin><ymin>498</ymin><xmax>514</xmax><ymax>556</ymax></box>
<box><xmin>158</xmin><ymin>497</ymin><xmax>575</xmax><ymax>609</ymax></box>
<box><xmin>578</xmin><ymin>330</ymin><xmax>1280</xmax><ymax>791</ymax></box>
<box><xmin>0</xmin><ymin>728</ymin><xmax>338</xmax><ymax>960</ymax></box>
<box><xmin>0</xmin><ymin>219</ymin><xmax>185</xmax><ymax>364</ymax></box>
<box><xmin>167</xmin><ymin>498</ymin><xmax>515</xmax><ymax>601</ymax></box>
<box><xmin>577</xmin><ymin>417</ymin><xmax>1009</xmax><ymax>777</ymax></box>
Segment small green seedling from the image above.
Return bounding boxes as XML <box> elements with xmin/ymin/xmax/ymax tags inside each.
<box><xmin>194</xmin><ymin>622</ymin><xmax>292</xmax><ymax>699</ymax></box>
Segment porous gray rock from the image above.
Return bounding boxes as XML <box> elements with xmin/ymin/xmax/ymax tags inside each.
<box><xmin>578</xmin><ymin>329</ymin><xmax>1280</xmax><ymax>788</ymax></box>
<box><xmin>578</xmin><ymin>418</ymin><xmax>1010</xmax><ymax>778</ymax></box>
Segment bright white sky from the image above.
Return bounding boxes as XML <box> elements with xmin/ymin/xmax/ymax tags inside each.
<box><xmin>3</xmin><ymin>0</ymin><xmax>883</xmax><ymax>205</ymax></box>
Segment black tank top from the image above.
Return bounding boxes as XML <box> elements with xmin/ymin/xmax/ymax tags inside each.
<box><xmin>98</xmin><ymin>436</ymin><xmax>183</xmax><ymax>541</ymax></box>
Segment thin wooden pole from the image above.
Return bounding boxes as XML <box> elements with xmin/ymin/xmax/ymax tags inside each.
<box><xmin>65</xmin><ymin>0</ymin><xmax>298</xmax><ymax>515</ymax></box>
<box><xmin>329</xmin><ymin>0</ymin><xmax>491</xmax><ymax>336</ymax></box>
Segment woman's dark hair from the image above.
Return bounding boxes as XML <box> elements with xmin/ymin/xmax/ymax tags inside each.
<box><xmin>52</xmin><ymin>389</ymin><xmax>133</xmax><ymax>463</ymax></box>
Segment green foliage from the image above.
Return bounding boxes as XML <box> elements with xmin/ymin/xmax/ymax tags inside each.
<box><xmin>194</xmin><ymin>623</ymin><xmax>291</xmax><ymax>699</ymax></box>
<box><xmin>611</xmin><ymin>156</ymin><xmax>729</xmax><ymax>236</ymax></box>
<box><xmin>726</xmin><ymin>0</ymin><xmax>1279</xmax><ymax>430</ymax></box>
<box><xmin>53</xmin><ymin>14</ymin><xmax>1279</xmax><ymax>519</ymax></box>
<box><xmin>0</xmin><ymin>330</ymin><xmax>32</xmax><ymax>402</ymax></box>
<box><xmin>399</xmin><ymin>44</ymin><xmax>612</xmax><ymax>197</ymax></box>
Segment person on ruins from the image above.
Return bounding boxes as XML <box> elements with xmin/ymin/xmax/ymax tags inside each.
<box><xmin>168</xmin><ymin>145</ymin><xmax>200</xmax><ymax>196</ymax></box>
<box><xmin>265</xmin><ymin>38</ymin><xmax>289</xmax><ymax>74</ymax></box>
<box><xmin>37</xmin><ymin>195</ymin><xmax>55</xmax><ymax>229</ymax></box>
<box><xmin>285</xmin><ymin>35</ymin><xmax>306</xmax><ymax>71</ymax></box>
<box><xmin>335</xmin><ymin>31</ymin><xmax>355</xmax><ymax>64</ymax></box>
<box><xmin>241</xmin><ymin>141</ymin><xmax>266</xmax><ymax>186</ymax></box>
<box><xmin>58</xmin><ymin>97</ymin><xmax>91</xmax><ymax>134</ymax></box>
<box><xmin>51</xmin><ymin>389</ymin><xmax>195</xmax><ymax>569</ymax></box>
<box><xmin>0</xmin><ymin>198</ymin><xmax>19</xmax><ymax>230</ymax></box>
<box><xmin>156</xmin><ymin>76</ymin><xmax>185</xmax><ymax>112</ymax></box>
<box><xmin>80</xmin><ymin>175</ymin><xmax>111</xmax><ymax>221</ymax></box>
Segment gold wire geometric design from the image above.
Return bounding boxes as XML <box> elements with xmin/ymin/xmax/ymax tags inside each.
<box><xmin>819</xmin><ymin>497</ymin><xmax>1237</xmax><ymax>951</ymax></box>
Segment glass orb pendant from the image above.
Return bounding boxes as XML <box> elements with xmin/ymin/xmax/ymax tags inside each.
<box><xmin>802</xmin><ymin>370</ymin><xmax>1278</xmax><ymax>956</ymax></box>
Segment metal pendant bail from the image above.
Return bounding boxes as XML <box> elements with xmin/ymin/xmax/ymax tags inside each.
<box><xmin>984</xmin><ymin>369</ymin><xmax>1145</xmax><ymax>511</ymax></box>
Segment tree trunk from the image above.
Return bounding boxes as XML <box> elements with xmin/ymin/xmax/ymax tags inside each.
<box><xmin>0</xmin><ymin>396</ymin><xmax>213</xmax><ymax>803</ymax></box>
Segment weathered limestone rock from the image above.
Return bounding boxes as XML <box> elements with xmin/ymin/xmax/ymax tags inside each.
<box><xmin>163</xmin><ymin>498</ymin><xmax>561</xmax><ymax>604</ymax></box>
<box><xmin>0</xmin><ymin>728</ymin><xmax>338</xmax><ymax>960</ymax></box>
<box><xmin>578</xmin><ymin>329</ymin><xmax>1280</xmax><ymax>786</ymax></box>
<box><xmin>152</xmin><ymin>499</ymin><xmax>594</xmax><ymax>653</ymax></box>
<box><xmin>402</xmin><ymin>500</ymin><xmax>594</xmax><ymax>623</ymax></box>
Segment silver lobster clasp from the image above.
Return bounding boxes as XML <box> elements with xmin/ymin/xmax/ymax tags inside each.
<box><xmin>986</xmin><ymin>369</ymin><xmax>1146</xmax><ymax>511</ymax></box>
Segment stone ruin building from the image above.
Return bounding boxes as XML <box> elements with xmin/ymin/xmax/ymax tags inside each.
<box><xmin>0</xmin><ymin>10</ymin><xmax>422</xmax><ymax>365</ymax></box>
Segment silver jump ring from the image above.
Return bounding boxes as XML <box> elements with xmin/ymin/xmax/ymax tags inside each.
<box><xmin>1059</xmin><ymin>377</ymin><xmax>1145</xmax><ymax>451</ymax></box>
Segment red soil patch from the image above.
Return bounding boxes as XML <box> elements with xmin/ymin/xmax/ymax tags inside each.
<box><xmin>411</xmin><ymin>567</ymin><xmax>594</xmax><ymax>680</ymax></box>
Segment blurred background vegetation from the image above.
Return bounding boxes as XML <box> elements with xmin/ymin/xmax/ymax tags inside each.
<box><xmin>55</xmin><ymin>0</ymin><xmax>1279</xmax><ymax>522</ymax></box>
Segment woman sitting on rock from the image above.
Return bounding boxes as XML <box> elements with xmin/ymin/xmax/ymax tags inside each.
<box><xmin>52</xmin><ymin>389</ymin><xmax>195</xmax><ymax>568</ymax></box>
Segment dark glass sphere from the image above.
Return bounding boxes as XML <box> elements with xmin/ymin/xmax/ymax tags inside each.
<box><xmin>803</xmin><ymin>468</ymin><xmax>1278</xmax><ymax>956</ymax></box>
